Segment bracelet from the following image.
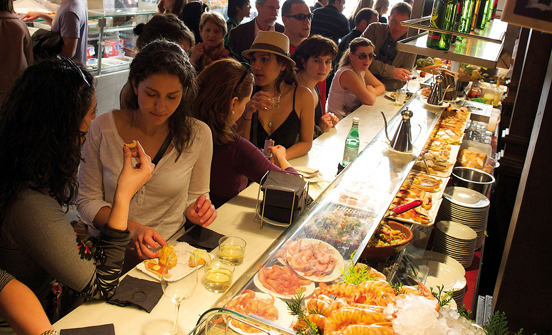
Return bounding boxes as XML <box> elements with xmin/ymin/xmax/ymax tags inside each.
<box><xmin>242</xmin><ymin>116</ymin><xmax>252</xmax><ymax>121</ymax></box>
<box><xmin>40</xmin><ymin>330</ymin><xmax>59</xmax><ymax>335</ymax></box>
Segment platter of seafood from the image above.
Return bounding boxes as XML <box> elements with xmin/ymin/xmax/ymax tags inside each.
<box><xmin>225</xmin><ymin>291</ymin><xmax>295</xmax><ymax>334</ymax></box>
<box><xmin>276</xmin><ymin>238</ymin><xmax>344</xmax><ymax>283</ymax></box>
<box><xmin>254</xmin><ymin>264</ymin><xmax>316</xmax><ymax>300</ymax></box>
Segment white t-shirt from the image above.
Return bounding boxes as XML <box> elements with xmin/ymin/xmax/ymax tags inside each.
<box><xmin>326</xmin><ymin>65</ymin><xmax>366</xmax><ymax>120</ymax></box>
<box><xmin>76</xmin><ymin>111</ymin><xmax>213</xmax><ymax>240</ymax></box>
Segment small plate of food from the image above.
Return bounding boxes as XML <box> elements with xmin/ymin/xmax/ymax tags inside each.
<box><xmin>137</xmin><ymin>244</ymin><xmax>212</xmax><ymax>281</ymax></box>
<box><xmin>253</xmin><ymin>264</ymin><xmax>315</xmax><ymax>300</ymax></box>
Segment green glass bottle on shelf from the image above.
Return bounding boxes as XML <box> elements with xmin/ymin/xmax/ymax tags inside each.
<box><xmin>427</xmin><ymin>0</ymin><xmax>459</xmax><ymax>50</ymax></box>
<box><xmin>341</xmin><ymin>117</ymin><xmax>360</xmax><ymax>167</ymax></box>
<box><xmin>458</xmin><ymin>0</ymin><xmax>475</xmax><ymax>33</ymax></box>
<box><xmin>485</xmin><ymin>0</ymin><xmax>494</xmax><ymax>25</ymax></box>
<box><xmin>475</xmin><ymin>0</ymin><xmax>489</xmax><ymax>29</ymax></box>
<box><xmin>470</xmin><ymin>0</ymin><xmax>481</xmax><ymax>31</ymax></box>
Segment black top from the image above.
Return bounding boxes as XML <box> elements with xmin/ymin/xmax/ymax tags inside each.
<box><xmin>379</xmin><ymin>15</ymin><xmax>387</xmax><ymax>23</ymax></box>
<box><xmin>310</xmin><ymin>5</ymin><xmax>350</xmax><ymax>45</ymax></box>
<box><xmin>255</xmin><ymin>86</ymin><xmax>300</xmax><ymax>149</ymax></box>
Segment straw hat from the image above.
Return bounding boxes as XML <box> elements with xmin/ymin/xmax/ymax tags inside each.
<box><xmin>242</xmin><ymin>31</ymin><xmax>296</xmax><ymax>66</ymax></box>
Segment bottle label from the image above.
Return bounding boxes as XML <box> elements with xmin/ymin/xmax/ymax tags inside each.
<box><xmin>428</xmin><ymin>33</ymin><xmax>441</xmax><ymax>40</ymax></box>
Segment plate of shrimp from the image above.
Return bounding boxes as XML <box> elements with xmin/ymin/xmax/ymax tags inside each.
<box><xmin>254</xmin><ymin>264</ymin><xmax>315</xmax><ymax>300</ymax></box>
<box><xmin>276</xmin><ymin>238</ymin><xmax>344</xmax><ymax>283</ymax></box>
<box><xmin>225</xmin><ymin>291</ymin><xmax>295</xmax><ymax>335</ymax></box>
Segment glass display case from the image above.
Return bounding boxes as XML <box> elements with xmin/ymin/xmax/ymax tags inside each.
<box><xmin>206</xmin><ymin>94</ymin><xmax>447</xmax><ymax>332</ymax></box>
<box><xmin>86</xmin><ymin>9</ymin><xmax>155</xmax><ymax>75</ymax></box>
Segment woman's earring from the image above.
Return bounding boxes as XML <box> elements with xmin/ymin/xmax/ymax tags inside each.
<box><xmin>231</xmin><ymin>110</ymin><xmax>235</xmax><ymax>115</ymax></box>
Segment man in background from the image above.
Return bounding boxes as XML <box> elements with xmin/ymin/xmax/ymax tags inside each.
<box><xmin>362</xmin><ymin>2</ymin><xmax>415</xmax><ymax>90</ymax></box>
<box><xmin>337</xmin><ymin>8</ymin><xmax>378</xmax><ymax>62</ymax></box>
<box><xmin>309</xmin><ymin>0</ymin><xmax>349</xmax><ymax>45</ymax></box>
<box><xmin>311</xmin><ymin>0</ymin><xmax>327</xmax><ymax>11</ymax></box>
<box><xmin>282</xmin><ymin>0</ymin><xmax>311</xmax><ymax>54</ymax></box>
<box><xmin>228</xmin><ymin>0</ymin><xmax>284</xmax><ymax>58</ymax></box>
<box><xmin>225</xmin><ymin>0</ymin><xmax>251</xmax><ymax>44</ymax></box>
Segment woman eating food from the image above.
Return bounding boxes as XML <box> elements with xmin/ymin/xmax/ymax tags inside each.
<box><xmin>236</xmin><ymin>31</ymin><xmax>314</xmax><ymax>160</ymax></box>
<box><xmin>195</xmin><ymin>59</ymin><xmax>297</xmax><ymax>208</ymax></box>
<box><xmin>189</xmin><ymin>12</ymin><xmax>236</xmax><ymax>72</ymax></box>
<box><xmin>292</xmin><ymin>35</ymin><xmax>340</xmax><ymax>138</ymax></box>
<box><xmin>77</xmin><ymin>40</ymin><xmax>216</xmax><ymax>266</ymax></box>
<box><xmin>0</xmin><ymin>57</ymin><xmax>153</xmax><ymax>331</ymax></box>
<box><xmin>327</xmin><ymin>37</ymin><xmax>385</xmax><ymax>120</ymax></box>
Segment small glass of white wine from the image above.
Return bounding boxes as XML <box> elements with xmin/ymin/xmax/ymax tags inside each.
<box><xmin>204</xmin><ymin>259</ymin><xmax>234</xmax><ymax>293</ymax></box>
<box><xmin>218</xmin><ymin>236</ymin><xmax>246</xmax><ymax>265</ymax></box>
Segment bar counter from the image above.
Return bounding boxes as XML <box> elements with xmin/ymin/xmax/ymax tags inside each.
<box><xmin>53</xmin><ymin>91</ymin><xmax>408</xmax><ymax>334</ymax></box>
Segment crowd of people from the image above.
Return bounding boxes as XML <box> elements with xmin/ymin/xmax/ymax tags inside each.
<box><xmin>0</xmin><ymin>0</ymin><xmax>419</xmax><ymax>333</ymax></box>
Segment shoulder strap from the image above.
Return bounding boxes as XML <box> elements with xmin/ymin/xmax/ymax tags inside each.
<box><xmin>292</xmin><ymin>85</ymin><xmax>298</xmax><ymax>111</ymax></box>
<box><xmin>152</xmin><ymin>133</ymin><xmax>172</xmax><ymax>165</ymax></box>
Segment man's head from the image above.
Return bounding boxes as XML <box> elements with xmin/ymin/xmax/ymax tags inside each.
<box><xmin>256</xmin><ymin>0</ymin><xmax>280</xmax><ymax>27</ymax></box>
<box><xmin>328</xmin><ymin>0</ymin><xmax>345</xmax><ymax>12</ymax></box>
<box><xmin>354</xmin><ymin>8</ymin><xmax>378</xmax><ymax>32</ymax></box>
<box><xmin>388</xmin><ymin>2</ymin><xmax>411</xmax><ymax>41</ymax></box>
<box><xmin>282</xmin><ymin>0</ymin><xmax>311</xmax><ymax>41</ymax></box>
<box><xmin>228</xmin><ymin>0</ymin><xmax>251</xmax><ymax>19</ymax></box>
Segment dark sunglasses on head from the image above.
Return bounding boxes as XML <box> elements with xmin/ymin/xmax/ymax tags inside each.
<box><xmin>56</xmin><ymin>54</ymin><xmax>90</xmax><ymax>87</ymax></box>
<box><xmin>285</xmin><ymin>13</ymin><xmax>313</xmax><ymax>21</ymax></box>
<box><xmin>354</xmin><ymin>52</ymin><xmax>377</xmax><ymax>60</ymax></box>
<box><xmin>234</xmin><ymin>62</ymin><xmax>251</xmax><ymax>93</ymax></box>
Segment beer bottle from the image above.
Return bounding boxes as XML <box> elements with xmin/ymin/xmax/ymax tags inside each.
<box><xmin>341</xmin><ymin>118</ymin><xmax>360</xmax><ymax>167</ymax></box>
<box><xmin>451</xmin><ymin>0</ymin><xmax>462</xmax><ymax>43</ymax></box>
<box><xmin>470</xmin><ymin>0</ymin><xmax>482</xmax><ymax>31</ymax></box>
<box><xmin>475</xmin><ymin>0</ymin><xmax>488</xmax><ymax>29</ymax></box>
<box><xmin>427</xmin><ymin>0</ymin><xmax>459</xmax><ymax>50</ymax></box>
<box><xmin>458</xmin><ymin>0</ymin><xmax>475</xmax><ymax>33</ymax></box>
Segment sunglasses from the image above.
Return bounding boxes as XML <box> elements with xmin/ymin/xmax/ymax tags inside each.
<box><xmin>353</xmin><ymin>52</ymin><xmax>377</xmax><ymax>60</ymax></box>
<box><xmin>285</xmin><ymin>13</ymin><xmax>313</xmax><ymax>21</ymax></box>
<box><xmin>234</xmin><ymin>62</ymin><xmax>251</xmax><ymax>93</ymax></box>
<box><xmin>56</xmin><ymin>55</ymin><xmax>90</xmax><ymax>87</ymax></box>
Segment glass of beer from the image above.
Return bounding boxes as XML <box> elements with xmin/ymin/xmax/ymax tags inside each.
<box><xmin>218</xmin><ymin>236</ymin><xmax>246</xmax><ymax>265</ymax></box>
<box><xmin>204</xmin><ymin>259</ymin><xmax>234</xmax><ymax>293</ymax></box>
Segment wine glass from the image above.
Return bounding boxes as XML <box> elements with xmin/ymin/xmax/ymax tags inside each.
<box><xmin>161</xmin><ymin>250</ymin><xmax>198</xmax><ymax>335</ymax></box>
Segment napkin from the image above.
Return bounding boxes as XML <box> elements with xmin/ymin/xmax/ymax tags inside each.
<box><xmin>176</xmin><ymin>225</ymin><xmax>224</xmax><ymax>252</ymax></box>
<box><xmin>107</xmin><ymin>276</ymin><xmax>163</xmax><ymax>313</ymax></box>
<box><xmin>60</xmin><ymin>324</ymin><xmax>115</xmax><ymax>335</ymax></box>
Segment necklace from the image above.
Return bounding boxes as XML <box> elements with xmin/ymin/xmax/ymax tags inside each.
<box><xmin>268</xmin><ymin>121</ymin><xmax>273</xmax><ymax>128</ymax></box>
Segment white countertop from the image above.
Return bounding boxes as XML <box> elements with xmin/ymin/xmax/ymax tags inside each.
<box><xmin>53</xmin><ymin>90</ymin><xmax>407</xmax><ymax>334</ymax></box>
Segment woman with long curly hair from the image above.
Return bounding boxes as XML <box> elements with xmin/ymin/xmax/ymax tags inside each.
<box><xmin>77</xmin><ymin>40</ymin><xmax>216</xmax><ymax>265</ymax></box>
<box><xmin>0</xmin><ymin>57</ymin><xmax>153</xmax><ymax>330</ymax></box>
<box><xmin>236</xmin><ymin>31</ymin><xmax>314</xmax><ymax>160</ymax></box>
<box><xmin>195</xmin><ymin>59</ymin><xmax>296</xmax><ymax>208</ymax></box>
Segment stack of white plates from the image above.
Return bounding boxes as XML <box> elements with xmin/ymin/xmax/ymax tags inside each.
<box><xmin>433</xmin><ymin>220</ymin><xmax>477</xmax><ymax>268</ymax></box>
<box><xmin>437</xmin><ymin>187</ymin><xmax>490</xmax><ymax>249</ymax></box>
<box><xmin>421</xmin><ymin>251</ymin><xmax>467</xmax><ymax>309</ymax></box>
<box><xmin>451</xmin><ymin>286</ymin><xmax>467</xmax><ymax>308</ymax></box>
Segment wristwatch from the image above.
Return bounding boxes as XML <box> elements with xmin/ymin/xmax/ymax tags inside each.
<box><xmin>40</xmin><ymin>330</ymin><xmax>59</xmax><ymax>335</ymax></box>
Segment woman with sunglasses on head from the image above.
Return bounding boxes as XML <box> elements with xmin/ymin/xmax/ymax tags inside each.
<box><xmin>0</xmin><ymin>58</ymin><xmax>153</xmax><ymax>331</ymax></box>
<box><xmin>292</xmin><ymin>35</ymin><xmax>340</xmax><ymax>138</ymax></box>
<box><xmin>77</xmin><ymin>40</ymin><xmax>216</xmax><ymax>266</ymax></box>
<box><xmin>237</xmin><ymin>31</ymin><xmax>314</xmax><ymax>160</ymax></box>
<box><xmin>195</xmin><ymin>59</ymin><xmax>297</xmax><ymax>208</ymax></box>
<box><xmin>327</xmin><ymin>37</ymin><xmax>385</xmax><ymax>120</ymax></box>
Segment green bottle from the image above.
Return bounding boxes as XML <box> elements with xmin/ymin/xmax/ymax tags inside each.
<box><xmin>458</xmin><ymin>0</ymin><xmax>475</xmax><ymax>33</ymax></box>
<box><xmin>485</xmin><ymin>0</ymin><xmax>494</xmax><ymax>25</ymax></box>
<box><xmin>475</xmin><ymin>0</ymin><xmax>488</xmax><ymax>29</ymax></box>
<box><xmin>427</xmin><ymin>0</ymin><xmax>459</xmax><ymax>50</ymax></box>
<box><xmin>341</xmin><ymin>117</ymin><xmax>360</xmax><ymax>167</ymax></box>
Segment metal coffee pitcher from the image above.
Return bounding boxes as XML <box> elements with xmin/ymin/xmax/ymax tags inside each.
<box><xmin>427</xmin><ymin>73</ymin><xmax>446</xmax><ymax>105</ymax></box>
<box><xmin>381</xmin><ymin>108</ymin><xmax>417</xmax><ymax>153</ymax></box>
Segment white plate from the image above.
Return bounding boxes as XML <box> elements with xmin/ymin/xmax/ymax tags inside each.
<box><xmin>293</xmin><ymin>166</ymin><xmax>319</xmax><ymax>178</ymax></box>
<box><xmin>421</xmin><ymin>96</ymin><xmax>449</xmax><ymax>109</ymax></box>
<box><xmin>253</xmin><ymin>271</ymin><xmax>315</xmax><ymax>300</ymax></box>
<box><xmin>436</xmin><ymin>221</ymin><xmax>478</xmax><ymax>240</ymax></box>
<box><xmin>424</xmin><ymin>260</ymin><xmax>467</xmax><ymax>292</ymax></box>
<box><xmin>443</xmin><ymin>187</ymin><xmax>490</xmax><ymax>208</ymax></box>
<box><xmin>228</xmin><ymin>292</ymin><xmax>295</xmax><ymax>335</ymax></box>
<box><xmin>136</xmin><ymin>243</ymin><xmax>213</xmax><ymax>282</ymax></box>
<box><xmin>422</xmin><ymin>250</ymin><xmax>465</xmax><ymax>276</ymax></box>
<box><xmin>280</xmin><ymin>238</ymin><xmax>344</xmax><ymax>283</ymax></box>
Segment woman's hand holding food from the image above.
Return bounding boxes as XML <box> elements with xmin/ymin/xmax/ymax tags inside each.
<box><xmin>186</xmin><ymin>194</ymin><xmax>217</xmax><ymax>227</ymax></box>
<box><xmin>268</xmin><ymin>145</ymin><xmax>292</xmax><ymax>170</ymax></box>
<box><xmin>318</xmin><ymin>112</ymin><xmax>339</xmax><ymax>133</ymax></box>
<box><xmin>129</xmin><ymin>220</ymin><xmax>168</xmax><ymax>260</ymax></box>
<box><xmin>117</xmin><ymin>141</ymin><xmax>154</xmax><ymax>200</ymax></box>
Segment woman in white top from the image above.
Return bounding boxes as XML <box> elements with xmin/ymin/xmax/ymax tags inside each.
<box><xmin>77</xmin><ymin>40</ymin><xmax>217</xmax><ymax>262</ymax></box>
<box><xmin>326</xmin><ymin>37</ymin><xmax>385</xmax><ymax>120</ymax></box>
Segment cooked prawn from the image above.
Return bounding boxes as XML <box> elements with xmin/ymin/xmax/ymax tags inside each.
<box><xmin>326</xmin><ymin>324</ymin><xmax>396</xmax><ymax>335</ymax></box>
<box><xmin>325</xmin><ymin>307</ymin><xmax>388</xmax><ymax>332</ymax></box>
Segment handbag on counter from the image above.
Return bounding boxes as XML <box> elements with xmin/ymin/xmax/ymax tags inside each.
<box><xmin>257</xmin><ymin>170</ymin><xmax>310</xmax><ymax>226</ymax></box>
<box><xmin>32</xmin><ymin>29</ymin><xmax>63</xmax><ymax>61</ymax></box>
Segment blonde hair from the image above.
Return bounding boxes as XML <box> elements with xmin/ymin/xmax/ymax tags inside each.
<box><xmin>374</xmin><ymin>0</ymin><xmax>389</xmax><ymax>14</ymax></box>
<box><xmin>199</xmin><ymin>12</ymin><xmax>227</xmax><ymax>37</ymax></box>
<box><xmin>350</xmin><ymin>0</ymin><xmax>374</xmax><ymax>20</ymax></box>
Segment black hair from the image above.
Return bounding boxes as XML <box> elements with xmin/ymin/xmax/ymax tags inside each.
<box><xmin>390</xmin><ymin>1</ymin><xmax>411</xmax><ymax>17</ymax></box>
<box><xmin>227</xmin><ymin>0</ymin><xmax>250</xmax><ymax>18</ymax></box>
<box><xmin>292</xmin><ymin>35</ymin><xmax>338</xmax><ymax>72</ymax></box>
<box><xmin>134</xmin><ymin>14</ymin><xmax>195</xmax><ymax>51</ymax></box>
<box><xmin>1</xmin><ymin>0</ymin><xmax>13</xmax><ymax>12</ymax></box>
<box><xmin>355</xmin><ymin>8</ymin><xmax>379</xmax><ymax>26</ymax></box>
<box><xmin>121</xmin><ymin>40</ymin><xmax>198</xmax><ymax>160</ymax></box>
<box><xmin>0</xmin><ymin>58</ymin><xmax>95</xmax><ymax>217</ymax></box>
<box><xmin>179</xmin><ymin>1</ymin><xmax>209</xmax><ymax>43</ymax></box>
<box><xmin>281</xmin><ymin>0</ymin><xmax>307</xmax><ymax>16</ymax></box>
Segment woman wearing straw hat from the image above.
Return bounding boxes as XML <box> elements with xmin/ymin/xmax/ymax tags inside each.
<box><xmin>236</xmin><ymin>31</ymin><xmax>314</xmax><ymax>160</ymax></box>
